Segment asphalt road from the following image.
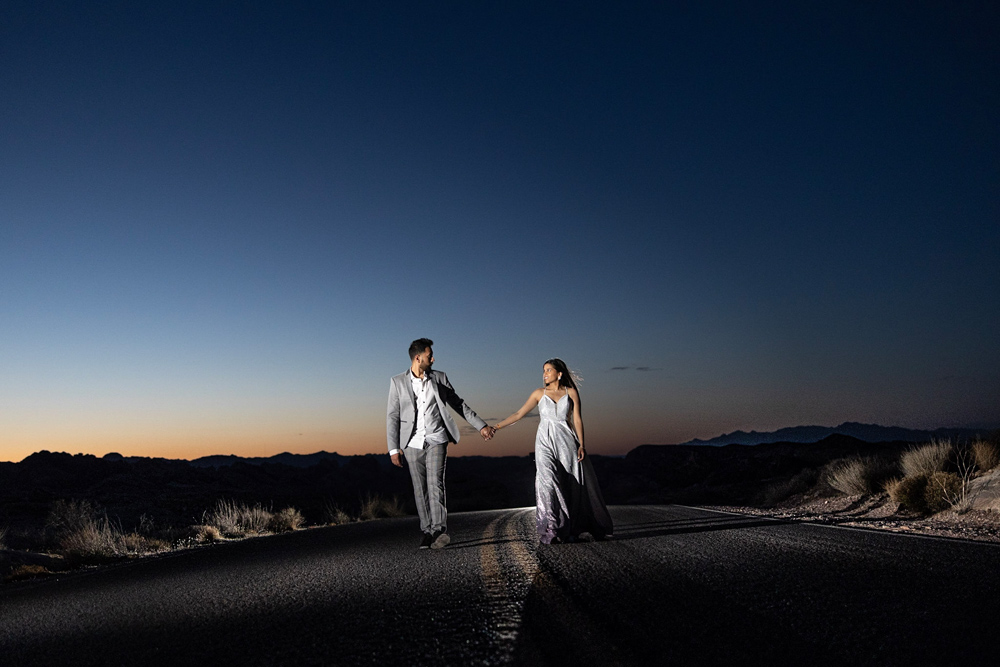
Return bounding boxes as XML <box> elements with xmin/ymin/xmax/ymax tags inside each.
<box><xmin>3</xmin><ymin>505</ymin><xmax>999</xmax><ymax>666</ymax></box>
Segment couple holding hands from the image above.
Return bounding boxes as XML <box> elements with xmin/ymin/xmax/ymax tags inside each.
<box><xmin>387</xmin><ymin>338</ymin><xmax>613</xmax><ymax>549</ymax></box>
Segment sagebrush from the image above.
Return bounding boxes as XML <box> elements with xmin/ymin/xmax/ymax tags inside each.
<box><xmin>924</xmin><ymin>471</ymin><xmax>962</xmax><ymax>513</ymax></box>
<box><xmin>826</xmin><ymin>456</ymin><xmax>896</xmax><ymax>496</ymax></box>
<box><xmin>5</xmin><ymin>564</ymin><xmax>52</xmax><ymax>582</ymax></box>
<box><xmin>971</xmin><ymin>439</ymin><xmax>1000</xmax><ymax>472</ymax></box>
<box><xmin>359</xmin><ymin>493</ymin><xmax>405</xmax><ymax>521</ymax></box>
<box><xmin>887</xmin><ymin>474</ymin><xmax>929</xmax><ymax>513</ymax></box>
<box><xmin>46</xmin><ymin>500</ymin><xmax>169</xmax><ymax>559</ymax></box>
<box><xmin>323</xmin><ymin>499</ymin><xmax>353</xmax><ymax>525</ymax></box>
<box><xmin>204</xmin><ymin>499</ymin><xmax>273</xmax><ymax>537</ymax></box>
<box><xmin>901</xmin><ymin>440</ymin><xmax>952</xmax><ymax>478</ymax></box>
<box><xmin>269</xmin><ymin>507</ymin><xmax>305</xmax><ymax>533</ymax></box>
<box><xmin>203</xmin><ymin>500</ymin><xmax>307</xmax><ymax>537</ymax></box>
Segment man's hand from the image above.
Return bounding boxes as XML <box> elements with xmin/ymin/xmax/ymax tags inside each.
<box><xmin>480</xmin><ymin>426</ymin><xmax>496</xmax><ymax>441</ymax></box>
<box><xmin>391</xmin><ymin>452</ymin><xmax>403</xmax><ymax>468</ymax></box>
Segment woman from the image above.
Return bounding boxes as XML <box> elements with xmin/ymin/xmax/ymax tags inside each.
<box><xmin>493</xmin><ymin>359</ymin><xmax>613</xmax><ymax>544</ymax></box>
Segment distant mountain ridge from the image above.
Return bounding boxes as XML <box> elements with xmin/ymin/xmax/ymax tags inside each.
<box><xmin>682</xmin><ymin>422</ymin><xmax>992</xmax><ymax>447</ymax></box>
<box><xmin>186</xmin><ymin>451</ymin><xmax>347</xmax><ymax>469</ymax></box>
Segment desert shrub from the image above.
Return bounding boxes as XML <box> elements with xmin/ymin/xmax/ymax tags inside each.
<box><xmin>191</xmin><ymin>525</ymin><xmax>222</xmax><ymax>543</ymax></box>
<box><xmin>205</xmin><ymin>499</ymin><xmax>274</xmax><ymax>537</ymax></box>
<box><xmin>887</xmin><ymin>474</ymin><xmax>929</xmax><ymax>513</ymax></box>
<box><xmin>269</xmin><ymin>507</ymin><xmax>305</xmax><ymax>533</ymax></box>
<box><xmin>826</xmin><ymin>456</ymin><xmax>896</xmax><ymax>496</ymax></box>
<box><xmin>901</xmin><ymin>440</ymin><xmax>952</xmax><ymax>478</ymax></box>
<box><xmin>138</xmin><ymin>513</ymin><xmax>156</xmax><ymax>536</ymax></box>
<box><xmin>59</xmin><ymin>518</ymin><xmax>113</xmax><ymax>557</ymax></box>
<box><xmin>971</xmin><ymin>439</ymin><xmax>1000</xmax><ymax>472</ymax></box>
<box><xmin>323</xmin><ymin>500</ymin><xmax>353</xmax><ymax>525</ymax></box>
<box><xmin>924</xmin><ymin>471</ymin><xmax>962</xmax><ymax>514</ymax></box>
<box><xmin>46</xmin><ymin>500</ymin><xmax>123</xmax><ymax>558</ymax></box>
<box><xmin>4</xmin><ymin>564</ymin><xmax>52</xmax><ymax>582</ymax></box>
<box><xmin>239</xmin><ymin>504</ymin><xmax>273</xmax><ymax>534</ymax></box>
<box><xmin>205</xmin><ymin>499</ymin><xmax>242</xmax><ymax>536</ymax></box>
<box><xmin>359</xmin><ymin>493</ymin><xmax>405</xmax><ymax>521</ymax></box>
<box><xmin>57</xmin><ymin>516</ymin><xmax>169</xmax><ymax>558</ymax></box>
<box><xmin>46</xmin><ymin>499</ymin><xmax>99</xmax><ymax>540</ymax></box>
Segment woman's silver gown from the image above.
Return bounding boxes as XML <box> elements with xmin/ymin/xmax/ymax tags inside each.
<box><xmin>534</xmin><ymin>393</ymin><xmax>613</xmax><ymax>544</ymax></box>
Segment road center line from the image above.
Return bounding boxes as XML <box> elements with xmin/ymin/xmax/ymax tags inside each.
<box><xmin>479</xmin><ymin>510</ymin><xmax>538</xmax><ymax>662</ymax></box>
<box><xmin>478</xmin><ymin>509</ymin><xmax>626</xmax><ymax>666</ymax></box>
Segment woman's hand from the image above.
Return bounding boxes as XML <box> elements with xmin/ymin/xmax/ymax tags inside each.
<box><xmin>577</xmin><ymin>445</ymin><xmax>585</xmax><ymax>462</ymax></box>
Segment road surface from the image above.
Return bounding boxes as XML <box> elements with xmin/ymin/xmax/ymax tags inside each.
<box><xmin>3</xmin><ymin>505</ymin><xmax>999</xmax><ymax>665</ymax></box>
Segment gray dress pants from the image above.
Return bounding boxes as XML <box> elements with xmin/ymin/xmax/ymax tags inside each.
<box><xmin>403</xmin><ymin>442</ymin><xmax>448</xmax><ymax>534</ymax></box>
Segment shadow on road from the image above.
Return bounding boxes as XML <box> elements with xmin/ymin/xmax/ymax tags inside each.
<box><xmin>610</xmin><ymin>515</ymin><xmax>786</xmax><ymax>542</ymax></box>
<box><xmin>446</xmin><ymin>536</ymin><xmax>522</xmax><ymax>550</ymax></box>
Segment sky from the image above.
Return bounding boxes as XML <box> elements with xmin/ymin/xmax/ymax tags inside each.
<box><xmin>2</xmin><ymin>1</ymin><xmax>998</xmax><ymax>463</ymax></box>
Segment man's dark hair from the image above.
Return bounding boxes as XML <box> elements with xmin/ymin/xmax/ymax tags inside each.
<box><xmin>409</xmin><ymin>338</ymin><xmax>434</xmax><ymax>360</ymax></box>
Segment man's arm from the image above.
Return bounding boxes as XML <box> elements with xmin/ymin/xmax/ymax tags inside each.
<box><xmin>437</xmin><ymin>372</ymin><xmax>488</xmax><ymax>432</ymax></box>
<box><xmin>386</xmin><ymin>377</ymin><xmax>403</xmax><ymax>466</ymax></box>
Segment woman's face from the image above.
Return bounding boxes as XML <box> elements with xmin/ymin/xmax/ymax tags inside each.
<box><xmin>543</xmin><ymin>363</ymin><xmax>560</xmax><ymax>386</ymax></box>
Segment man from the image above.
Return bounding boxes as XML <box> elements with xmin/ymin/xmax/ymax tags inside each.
<box><xmin>386</xmin><ymin>338</ymin><xmax>494</xmax><ymax>549</ymax></box>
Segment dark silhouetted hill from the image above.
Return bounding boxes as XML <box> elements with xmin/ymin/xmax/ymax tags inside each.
<box><xmin>189</xmin><ymin>451</ymin><xmax>347</xmax><ymax>469</ymax></box>
<box><xmin>682</xmin><ymin>422</ymin><xmax>988</xmax><ymax>446</ymax></box>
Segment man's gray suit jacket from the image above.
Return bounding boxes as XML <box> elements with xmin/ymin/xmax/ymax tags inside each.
<box><xmin>386</xmin><ymin>369</ymin><xmax>488</xmax><ymax>453</ymax></box>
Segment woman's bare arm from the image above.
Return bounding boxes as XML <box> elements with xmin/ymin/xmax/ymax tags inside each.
<box><xmin>494</xmin><ymin>388</ymin><xmax>544</xmax><ymax>430</ymax></box>
<box><xmin>569</xmin><ymin>387</ymin><xmax>585</xmax><ymax>459</ymax></box>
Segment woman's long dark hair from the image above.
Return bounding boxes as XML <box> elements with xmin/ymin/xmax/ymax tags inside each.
<box><xmin>544</xmin><ymin>358</ymin><xmax>579</xmax><ymax>390</ymax></box>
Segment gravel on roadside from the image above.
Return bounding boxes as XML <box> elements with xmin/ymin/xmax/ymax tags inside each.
<box><xmin>707</xmin><ymin>494</ymin><xmax>1000</xmax><ymax>543</ymax></box>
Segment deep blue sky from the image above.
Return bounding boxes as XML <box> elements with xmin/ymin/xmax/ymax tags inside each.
<box><xmin>2</xmin><ymin>1</ymin><xmax>998</xmax><ymax>461</ymax></box>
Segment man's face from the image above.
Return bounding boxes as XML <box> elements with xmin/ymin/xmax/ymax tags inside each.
<box><xmin>415</xmin><ymin>347</ymin><xmax>434</xmax><ymax>372</ymax></box>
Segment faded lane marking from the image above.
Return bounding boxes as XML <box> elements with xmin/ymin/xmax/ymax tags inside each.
<box><xmin>479</xmin><ymin>510</ymin><xmax>538</xmax><ymax>662</ymax></box>
<box><xmin>479</xmin><ymin>509</ymin><xmax>625</xmax><ymax>666</ymax></box>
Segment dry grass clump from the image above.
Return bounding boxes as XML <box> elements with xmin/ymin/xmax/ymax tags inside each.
<box><xmin>46</xmin><ymin>499</ymin><xmax>98</xmax><ymax>540</ymax></box>
<box><xmin>0</xmin><ymin>525</ymin><xmax>7</xmax><ymax>550</ymax></box>
<box><xmin>359</xmin><ymin>493</ymin><xmax>405</xmax><ymax>521</ymax></box>
<box><xmin>204</xmin><ymin>499</ymin><xmax>273</xmax><ymax>537</ymax></box>
<box><xmin>57</xmin><ymin>519</ymin><xmax>117</xmax><ymax>557</ymax></box>
<box><xmin>46</xmin><ymin>500</ymin><xmax>170</xmax><ymax>559</ymax></box>
<box><xmin>901</xmin><ymin>440</ymin><xmax>952</xmax><ymax>478</ymax></box>
<box><xmin>5</xmin><ymin>564</ymin><xmax>53</xmax><ymax>582</ymax></box>
<box><xmin>322</xmin><ymin>499</ymin><xmax>353</xmax><ymax>525</ymax></box>
<box><xmin>268</xmin><ymin>507</ymin><xmax>305</xmax><ymax>533</ymax></box>
<box><xmin>189</xmin><ymin>525</ymin><xmax>223</xmax><ymax>543</ymax></box>
<box><xmin>971</xmin><ymin>439</ymin><xmax>1000</xmax><ymax>472</ymax></box>
<box><xmin>203</xmin><ymin>500</ymin><xmax>307</xmax><ymax>537</ymax></box>
<box><xmin>239</xmin><ymin>504</ymin><xmax>273</xmax><ymax>534</ymax></box>
<box><xmin>826</xmin><ymin>456</ymin><xmax>896</xmax><ymax>496</ymax></box>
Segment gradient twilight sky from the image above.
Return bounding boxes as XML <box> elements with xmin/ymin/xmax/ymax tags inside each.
<box><xmin>2</xmin><ymin>2</ymin><xmax>998</xmax><ymax>463</ymax></box>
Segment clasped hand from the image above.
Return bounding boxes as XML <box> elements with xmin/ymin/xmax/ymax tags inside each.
<box><xmin>480</xmin><ymin>425</ymin><xmax>497</xmax><ymax>441</ymax></box>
